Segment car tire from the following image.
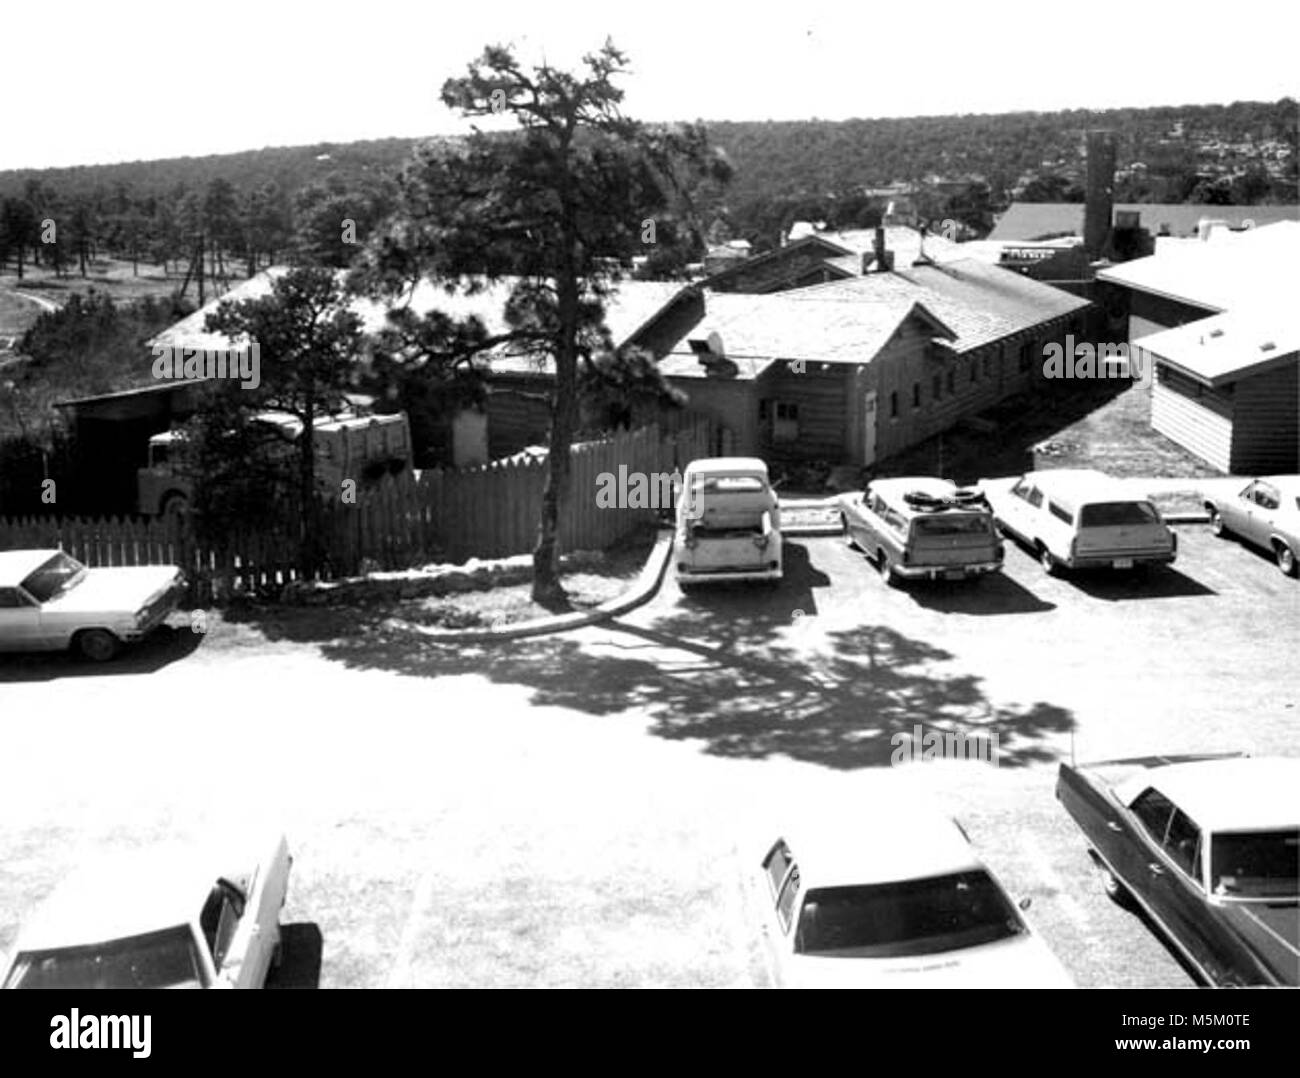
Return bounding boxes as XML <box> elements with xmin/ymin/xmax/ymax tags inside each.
<box><xmin>1275</xmin><ymin>541</ymin><xmax>1298</xmax><ymax>578</ymax></box>
<box><xmin>1207</xmin><ymin>506</ymin><xmax>1226</xmax><ymax>537</ymax></box>
<box><xmin>840</xmin><ymin>513</ymin><xmax>856</xmax><ymax>549</ymax></box>
<box><xmin>1101</xmin><ymin>865</ymin><xmax>1136</xmax><ymax>910</ymax></box>
<box><xmin>876</xmin><ymin>549</ymin><xmax>896</xmax><ymax>586</ymax></box>
<box><xmin>75</xmin><ymin>629</ymin><xmax>120</xmax><ymax>663</ymax></box>
<box><xmin>1037</xmin><ymin>543</ymin><xmax>1060</xmax><ymax>576</ymax></box>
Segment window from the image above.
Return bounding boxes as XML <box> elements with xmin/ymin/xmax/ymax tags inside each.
<box><xmin>0</xmin><ymin>587</ymin><xmax>31</xmax><ymax>609</ymax></box>
<box><xmin>890</xmin><ymin>391</ymin><xmax>899</xmax><ymax>418</ymax></box>
<box><xmin>1251</xmin><ymin>483</ymin><xmax>1280</xmax><ymax>510</ymax></box>
<box><xmin>1048</xmin><ymin>501</ymin><xmax>1074</xmax><ymax>524</ymax></box>
<box><xmin>776</xmin><ymin>867</ymin><xmax>801</xmax><ymax>932</ymax></box>
<box><xmin>912</xmin><ymin>382</ymin><xmax>921</xmax><ymax>409</ymax></box>
<box><xmin>947</xmin><ymin>369</ymin><xmax>956</xmax><ymax>394</ymax></box>
<box><xmin>932</xmin><ymin>373</ymin><xmax>941</xmax><ymax>401</ymax></box>
<box><xmin>1079</xmin><ymin>502</ymin><xmax>1159</xmax><ymax>527</ymax></box>
<box><xmin>1027</xmin><ymin>487</ymin><xmax>1044</xmax><ymax>508</ymax></box>
<box><xmin>758</xmin><ymin>399</ymin><xmax>770</xmax><ymax>421</ymax></box>
<box><xmin>1131</xmin><ymin>788</ymin><xmax>1176</xmax><ymax>844</ymax></box>
<box><xmin>1164</xmin><ymin>809</ymin><xmax>1202</xmax><ymax>880</ymax></box>
<box><xmin>775</xmin><ymin>402</ymin><xmax>799</xmax><ymax>421</ymax></box>
<box><xmin>762</xmin><ymin>841</ymin><xmax>794</xmax><ymax>898</ymax></box>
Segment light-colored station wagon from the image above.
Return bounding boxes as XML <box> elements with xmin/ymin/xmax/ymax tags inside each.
<box><xmin>981</xmin><ymin>469</ymin><xmax>1177</xmax><ymax>575</ymax></box>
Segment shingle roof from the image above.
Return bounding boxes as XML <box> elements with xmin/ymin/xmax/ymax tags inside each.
<box><xmin>989</xmin><ymin>201</ymin><xmax>1300</xmax><ymax>242</ymax></box>
<box><xmin>1096</xmin><ymin>220</ymin><xmax>1300</xmax><ymax>312</ymax></box>
<box><xmin>659</xmin><ymin>292</ymin><xmax>956</xmax><ymax>380</ymax></box>
<box><xmin>789</xmin><ymin>259</ymin><xmax>1091</xmax><ymax>353</ymax></box>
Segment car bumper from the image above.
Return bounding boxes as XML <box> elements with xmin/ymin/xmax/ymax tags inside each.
<box><xmin>676</xmin><ymin>565</ymin><xmax>783</xmax><ymax>584</ymax></box>
<box><xmin>123</xmin><ymin>578</ymin><xmax>187</xmax><ymax>640</ymax></box>
<box><xmin>1063</xmin><ymin>551</ymin><xmax>1177</xmax><ymax>570</ymax></box>
<box><xmin>892</xmin><ymin>560</ymin><xmax>1003</xmax><ymax>580</ymax></box>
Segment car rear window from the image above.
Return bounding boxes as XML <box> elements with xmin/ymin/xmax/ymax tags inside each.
<box><xmin>696</xmin><ymin>476</ymin><xmax>767</xmax><ymax>494</ymax></box>
<box><xmin>1078</xmin><ymin>501</ymin><xmax>1159</xmax><ymax>527</ymax></box>
<box><xmin>793</xmin><ymin>870</ymin><xmax>1024</xmax><ymax>958</ymax></box>
<box><xmin>911</xmin><ymin>514</ymin><xmax>993</xmax><ymax>537</ymax></box>
<box><xmin>1210</xmin><ymin>829</ymin><xmax>1299</xmax><ymax>899</ymax></box>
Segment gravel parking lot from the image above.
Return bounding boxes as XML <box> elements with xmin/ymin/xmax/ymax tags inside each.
<box><xmin>0</xmin><ymin>523</ymin><xmax>1295</xmax><ymax>987</ymax></box>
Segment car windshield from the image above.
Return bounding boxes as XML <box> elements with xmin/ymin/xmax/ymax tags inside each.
<box><xmin>2</xmin><ymin>925</ymin><xmax>206</xmax><ymax>989</ymax></box>
<box><xmin>912</xmin><ymin>514</ymin><xmax>993</xmax><ymax>537</ymax></box>
<box><xmin>20</xmin><ymin>552</ymin><xmax>87</xmax><ymax>603</ymax></box>
<box><xmin>794</xmin><ymin>870</ymin><xmax>1025</xmax><ymax>958</ymax></box>
<box><xmin>1210</xmin><ymin>830</ymin><xmax>1299</xmax><ymax>899</ymax></box>
<box><xmin>1078</xmin><ymin>502</ymin><xmax>1159</xmax><ymax>527</ymax></box>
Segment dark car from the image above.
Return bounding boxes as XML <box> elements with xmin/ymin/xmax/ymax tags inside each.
<box><xmin>1057</xmin><ymin>753</ymin><xmax>1299</xmax><ymax>986</ymax></box>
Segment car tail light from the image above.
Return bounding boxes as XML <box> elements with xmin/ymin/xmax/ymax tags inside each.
<box><xmin>753</xmin><ymin>533</ymin><xmax>770</xmax><ymax>550</ymax></box>
<box><xmin>901</xmin><ymin>548</ymin><xmax>909</xmax><ymax>565</ymax></box>
<box><xmin>995</xmin><ymin>543</ymin><xmax>1005</xmax><ymax>561</ymax></box>
<box><xmin>1171</xmin><ymin>531</ymin><xmax>1177</xmax><ymax>552</ymax></box>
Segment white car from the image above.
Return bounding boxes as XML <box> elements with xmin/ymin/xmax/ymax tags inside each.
<box><xmin>2</xmin><ymin>835</ymin><xmax>292</xmax><ymax>989</ymax></box>
<box><xmin>754</xmin><ymin>814</ymin><xmax>1073</xmax><ymax>988</ymax></box>
<box><xmin>0</xmin><ymin>549</ymin><xmax>186</xmax><ymax>661</ymax></box>
<box><xmin>980</xmin><ymin>469</ymin><xmax>1176</xmax><ymax>575</ymax></box>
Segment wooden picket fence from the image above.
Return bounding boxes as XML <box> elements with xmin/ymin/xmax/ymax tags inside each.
<box><xmin>0</xmin><ymin>417</ymin><xmax>730</xmax><ymax>593</ymax></box>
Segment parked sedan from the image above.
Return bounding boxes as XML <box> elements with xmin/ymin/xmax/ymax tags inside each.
<box><xmin>0</xmin><ymin>549</ymin><xmax>185</xmax><ymax>661</ymax></box>
<box><xmin>1205</xmin><ymin>475</ymin><xmax>1300</xmax><ymax>577</ymax></box>
<box><xmin>2</xmin><ymin>834</ymin><xmax>293</xmax><ymax>989</ymax></box>
<box><xmin>1057</xmin><ymin>753</ymin><xmax>1299</xmax><ymax>986</ymax></box>
<box><xmin>753</xmin><ymin>814</ymin><xmax>1072</xmax><ymax>988</ymax></box>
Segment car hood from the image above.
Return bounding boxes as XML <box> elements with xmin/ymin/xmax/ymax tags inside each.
<box><xmin>42</xmin><ymin>566</ymin><xmax>180</xmax><ymax>615</ymax></box>
<box><xmin>786</xmin><ymin>934</ymin><xmax>1073</xmax><ymax>989</ymax></box>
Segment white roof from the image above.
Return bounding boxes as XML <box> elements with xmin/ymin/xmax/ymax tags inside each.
<box><xmin>1023</xmin><ymin>468</ymin><xmax>1136</xmax><ymax>501</ymax></box>
<box><xmin>780</xmin><ymin>814</ymin><xmax>981</xmax><ymax>889</ymax></box>
<box><xmin>870</xmin><ymin>477</ymin><xmax>961</xmax><ymax>499</ymax></box>
<box><xmin>0</xmin><ymin>549</ymin><xmax>62</xmax><ymax>586</ymax></box>
<box><xmin>1118</xmin><ymin>757</ymin><xmax>1300</xmax><ymax>833</ymax></box>
<box><xmin>684</xmin><ymin>457</ymin><xmax>769</xmax><ymax>477</ymax></box>
<box><xmin>1135</xmin><ymin>309</ymin><xmax>1299</xmax><ymax>387</ymax></box>
<box><xmin>12</xmin><ymin>847</ymin><xmax>219</xmax><ymax>952</ymax></box>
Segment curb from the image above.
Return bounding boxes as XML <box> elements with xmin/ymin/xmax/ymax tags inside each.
<box><xmin>392</xmin><ymin>528</ymin><xmax>675</xmax><ymax>643</ymax></box>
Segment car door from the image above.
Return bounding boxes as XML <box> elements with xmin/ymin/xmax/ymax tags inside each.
<box><xmin>857</xmin><ymin>492</ymin><xmax>885</xmax><ymax>549</ymax></box>
<box><xmin>1221</xmin><ymin>482</ymin><xmax>1255</xmax><ymax>536</ymax></box>
<box><xmin>1243</xmin><ymin>481</ymin><xmax>1281</xmax><ymax>548</ymax></box>
<box><xmin>218</xmin><ymin>865</ymin><xmax>279</xmax><ymax>988</ymax></box>
<box><xmin>759</xmin><ymin>840</ymin><xmax>800</xmax><ymax>985</ymax></box>
<box><xmin>998</xmin><ymin>480</ymin><xmax>1037</xmax><ymax>541</ymax></box>
<box><xmin>0</xmin><ymin>586</ymin><xmax>44</xmax><ymax>652</ymax></box>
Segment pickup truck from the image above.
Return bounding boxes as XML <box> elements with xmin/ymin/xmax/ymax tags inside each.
<box><xmin>1056</xmin><ymin>753</ymin><xmax>1299</xmax><ymax>986</ymax></box>
<box><xmin>675</xmin><ymin>457</ymin><xmax>782</xmax><ymax>587</ymax></box>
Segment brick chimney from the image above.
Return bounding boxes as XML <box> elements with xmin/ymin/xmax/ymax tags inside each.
<box><xmin>873</xmin><ymin>227</ymin><xmax>894</xmax><ymax>272</ymax></box>
<box><xmin>1084</xmin><ymin>130</ymin><xmax>1116</xmax><ymax>260</ymax></box>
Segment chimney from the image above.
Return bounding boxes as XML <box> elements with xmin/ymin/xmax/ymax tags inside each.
<box><xmin>1084</xmin><ymin>130</ymin><xmax>1116</xmax><ymax>260</ymax></box>
<box><xmin>873</xmin><ymin>226</ymin><xmax>894</xmax><ymax>272</ymax></box>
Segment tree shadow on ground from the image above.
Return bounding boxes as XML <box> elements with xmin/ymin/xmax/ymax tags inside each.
<box><xmin>316</xmin><ymin>593</ymin><xmax>1074</xmax><ymax>771</ymax></box>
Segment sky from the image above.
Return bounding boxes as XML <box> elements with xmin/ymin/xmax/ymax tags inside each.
<box><xmin>3</xmin><ymin>0</ymin><xmax>1297</xmax><ymax>171</ymax></box>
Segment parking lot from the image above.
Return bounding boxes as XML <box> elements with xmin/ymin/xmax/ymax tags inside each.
<box><xmin>0</xmin><ymin>523</ymin><xmax>1295</xmax><ymax>987</ymax></box>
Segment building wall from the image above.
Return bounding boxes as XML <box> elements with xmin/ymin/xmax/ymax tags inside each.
<box><xmin>1230</xmin><ymin>360</ymin><xmax>1299</xmax><ymax>473</ymax></box>
<box><xmin>1150</xmin><ymin>361</ymin><xmax>1233</xmax><ymax>472</ymax></box>
<box><xmin>755</xmin><ymin>364</ymin><xmax>852</xmax><ymax>460</ymax></box>
<box><xmin>668</xmin><ymin>377</ymin><xmax>759</xmax><ymax>456</ymax></box>
<box><xmin>1127</xmin><ymin>290</ymin><xmax>1219</xmax><ymax>344</ymax></box>
<box><xmin>487</xmin><ymin>384</ymin><xmax>553</xmax><ymax>458</ymax></box>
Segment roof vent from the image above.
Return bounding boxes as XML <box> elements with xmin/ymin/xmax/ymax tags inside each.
<box><xmin>1209</xmin><ymin>328</ymin><xmax>1224</xmax><ymax>338</ymax></box>
<box><xmin>1260</xmin><ymin>341</ymin><xmax>1276</xmax><ymax>352</ymax></box>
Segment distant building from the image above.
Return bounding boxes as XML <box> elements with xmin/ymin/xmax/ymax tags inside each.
<box><xmin>989</xmin><ymin>202</ymin><xmax>1300</xmax><ymax>243</ymax></box>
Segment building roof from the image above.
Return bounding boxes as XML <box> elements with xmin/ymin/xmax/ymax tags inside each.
<box><xmin>148</xmin><ymin>269</ymin><xmax>690</xmax><ymax>379</ymax></box>
<box><xmin>658</xmin><ymin>293</ymin><xmax>956</xmax><ymax>381</ymax></box>
<box><xmin>989</xmin><ymin>202</ymin><xmax>1300</xmax><ymax>242</ymax></box>
<box><xmin>791</xmin><ymin>259</ymin><xmax>1091</xmax><ymax>353</ymax></box>
<box><xmin>1097</xmin><ymin>220</ymin><xmax>1300</xmax><ymax>313</ymax></box>
<box><xmin>1135</xmin><ymin>308</ymin><xmax>1299</xmax><ymax>387</ymax></box>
